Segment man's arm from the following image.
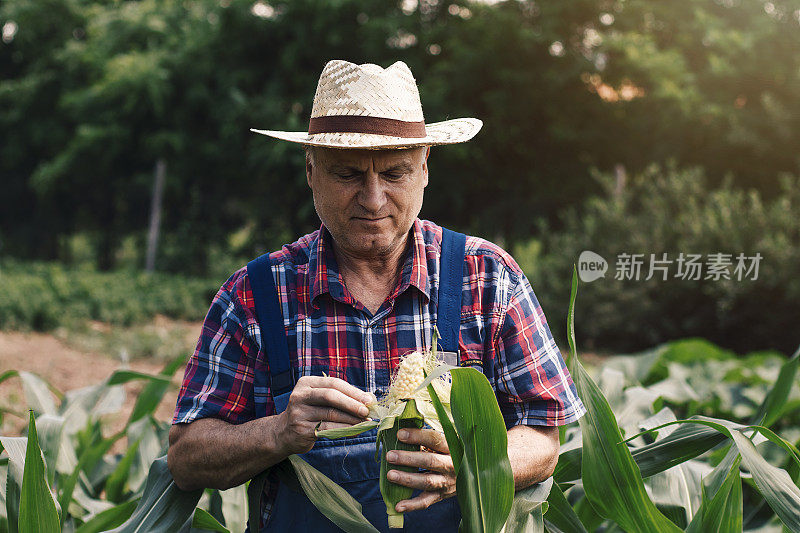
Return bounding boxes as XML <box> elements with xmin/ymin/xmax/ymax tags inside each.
<box><xmin>168</xmin><ymin>416</ymin><xmax>286</xmax><ymax>491</ymax></box>
<box><xmin>168</xmin><ymin>376</ymin><xmax>373</xmax><ymax>491</ymax></box>
<box><xmin>507</xmin><ymin>424</ymin><xmax>559</xmax><ymax>490</ymax></box>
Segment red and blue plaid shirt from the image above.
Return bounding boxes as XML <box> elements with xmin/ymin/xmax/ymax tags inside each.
<box><xmin>173</xmin><ymin>219</ymin><xmax>585</xmax><ymax>525</ymax></box>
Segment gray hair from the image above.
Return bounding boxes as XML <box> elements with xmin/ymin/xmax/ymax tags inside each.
<box><xmin>304</xmin><ymin>145</ymin><xmax>316</xmax><ymax>165</ymax></box>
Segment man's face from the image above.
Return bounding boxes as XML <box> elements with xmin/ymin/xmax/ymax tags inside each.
<box><xmin>306</xmin><ymin>146</ymin><xmax>430</xmax><ymax>259</ymax></box>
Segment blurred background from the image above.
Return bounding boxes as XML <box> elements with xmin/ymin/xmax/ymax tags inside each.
<box><xmin>1</xmin><ymin>3</ymin><xmax>799</xmax><ymax>530</ymax></box>
<box><xmin>1</xmin><ymin>0</ymin><xmax>799</xmax><ymax>377</ymax></box>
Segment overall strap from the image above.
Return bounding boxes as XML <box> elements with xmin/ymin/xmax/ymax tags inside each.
<box><xmin>437</xmin><ymin>228</ymin><xmax>467</xmax><ymax>353</ymax></box>
<box><xmin>246</xmin><ymin>254</ymin><xmax>294</xmax><ymax>402</ymax></box>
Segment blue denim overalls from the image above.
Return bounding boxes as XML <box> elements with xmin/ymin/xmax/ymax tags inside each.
<box><xmin>245</xmin><ymin>229</ymin><xmax>468</xmax><ymax>532</ymax></box>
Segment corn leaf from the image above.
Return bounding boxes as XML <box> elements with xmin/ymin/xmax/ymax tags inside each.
<box><xmin>33</xmin><ymin>415</ymin><xmax>64</xmax><ymax>487</ymax></box>
<box><xmin>427</xmin><ymin>380</ymin><xmax>463</xmax><ymax>476</ymax></box>
<box><xmin>1</xmin><ymin>437</ymin><xmax>26</xmax><ymax>533</ymax></box>
<box><xmin>501</xmin><ymin>477</ymin><xmax>551</xmax><ymax>533</ymax></box>
<box><xmin>544</xmin><ymin>481</ymin><xmax>588</xmax><ymax>533</ymax></box>
<box><xmin>315</xmin><ymin>419</ymin><xmax>379</xmax><ymax>439</ymax></box>
<box><xmin>449</xmin><ymin>367</ymin><xmax>515</xmax><ymax>533</ymax></box>
<box><xmin>74</xmin><ymin>499</ymin><xmax>139</xmax><ymax>533</ymax></box>
<box><xmin>107</xmin><ymin>455</ymin><xmax>203</xmax><ymax>533</ymax></box>
<box><xmin>625</xmin><ymin>416</ymin><xmax>800</xmax><ymax>531</ymax></box>
<box><xmin>127</xmin><ymin>356</ymin><xmax>184</xmax><ymax>426</ymax></box>
<box><xmin>19</xmin><ymin>411</ymin><xmax>60</xmax><ymax>533</ymax></box>
<box><xmin>285</xmin><ymin>455</ymin><xmax>380</xmax><ymax>533</ymax></box>
<box><xmin>19</xmin><ymin>372</ymin><xmax>59</xmax><ymax>416</ymax></box>
<box><xmin>105</xmin><ymin>438</ymin><xmax>141</xmax><ymax>503</ymax></box>
<box><xmin>566</xmin><ymin>268</ymin><xmax>682</xmax><ymax>533</ymax></box>
<box><xmin>752</xmin><ymin>345</ymin><xmax>799</xmax><ymax>428</ymax></box>
<box><xmin>58</xmin><ymin>429</ymin><xmax>124</xmax><ymax>526</ymax></box>
<box><xmin>106</xmin><ymin>370</ymin><xmax>171</xmax><ymax>386</ymax></box>
<box><xmin>192</xmin><ymin>507</ymin><xmax>231</xmax><ymax>532</ymax></box>
<box><xmin>685</xmin><ymin>457</ymin><xmax>742</xmax><ymax>533</ymax></box>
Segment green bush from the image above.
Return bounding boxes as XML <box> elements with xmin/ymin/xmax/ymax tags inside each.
<box><xmin>523</xmin><ymin>164</ymin><xmax>800</xmax><ymax>354</ymax></box>
<box><xmin>0</xmin><ymin>261</ymin><xmax>218</xmax><ymax>331</ymax></box>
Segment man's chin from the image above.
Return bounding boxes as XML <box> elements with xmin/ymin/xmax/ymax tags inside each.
<box><xmin>340</xmin><ymin>234</ymin><xmax>401</xmax><ymax>257</ymax></box>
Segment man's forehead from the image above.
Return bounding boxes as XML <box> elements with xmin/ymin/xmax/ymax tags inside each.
<box><xmin>315</xmin><ymin>146</ymin><xmax>425</xmax><ymax>167</ymax></box>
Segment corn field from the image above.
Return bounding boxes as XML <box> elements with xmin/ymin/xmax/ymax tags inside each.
<box><xmin>1</xmin><ymin>271</ymin><xmax>799</xmax><ymax>532</ymax></box>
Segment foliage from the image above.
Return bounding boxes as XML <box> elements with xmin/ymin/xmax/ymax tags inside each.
<box><xmin>0</xmin><ymin>261</ymin><xmax>217</xmax><ymax>331</ymax></box>
<box><xmin>523</xmin><ymin>164</ymin><xmax>800</xmax><ymax>354</ymax></box>
<box><xmin>1</xmin><ymin>297</ymin><xmax>798</xmax><ymax>531</ymax></box>
<box><xmin>3</xmin><ymin>0</ymin><xmax>800</xmax><ymax>270</ymax></box>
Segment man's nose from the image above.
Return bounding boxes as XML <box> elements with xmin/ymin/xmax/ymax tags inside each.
<box><xmin>357</xmin><ymin>172</ymin><xmax>387</xmax><ymax>213</ymax></box>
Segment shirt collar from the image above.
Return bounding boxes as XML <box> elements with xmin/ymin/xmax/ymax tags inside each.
<box><xmin>309</xmin><ymin>219</ymin><xmax>431</xmax><ymax>308</ymax></box>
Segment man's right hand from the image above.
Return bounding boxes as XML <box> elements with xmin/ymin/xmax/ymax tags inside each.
<box><xmin>276</xmin><ymin>375</ymin><xmax>373</xmax><ymax>455</ymax></box>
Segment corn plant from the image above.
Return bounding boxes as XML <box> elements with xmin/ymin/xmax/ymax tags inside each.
<box><xmin>1</xmin><ymin>270</ymin><xmax>799</xmax><ymax>532</ymax></box>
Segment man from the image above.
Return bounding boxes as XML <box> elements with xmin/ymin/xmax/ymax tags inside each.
<box><xmin>168</xmin><ymin>60</ymin><xmax>585</xmax><ymax>531</ymax></box>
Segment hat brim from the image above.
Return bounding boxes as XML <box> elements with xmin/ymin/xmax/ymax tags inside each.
<box><xmin>250</xmin><ymin>117</ymin><xmax>482</xmax><ymax>150</ymax></box>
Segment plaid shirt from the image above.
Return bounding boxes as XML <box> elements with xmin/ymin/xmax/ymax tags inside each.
<box><xmin>173</xmin><ymin>218</ymin><xmax>585</xmax><ymax>526</ymax></box>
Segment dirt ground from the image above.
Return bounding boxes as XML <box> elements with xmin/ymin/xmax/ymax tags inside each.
<box><xmin>0</xmin><ymin>324</ymin><xmax>199</xmax><ymax>440</ymax></box>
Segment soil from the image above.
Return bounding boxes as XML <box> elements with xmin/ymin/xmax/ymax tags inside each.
<box><xmin>0</xmin><ymin>325</ymin><xmax>199</xmax><ymax>443</ymax></box>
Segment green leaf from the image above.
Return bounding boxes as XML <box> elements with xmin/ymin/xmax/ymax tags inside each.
<box><xmin>19</xmin><ymin>411</ymin><xmax>60</xmax><ymax>533</ymax></box>
<box><xmin>19</xmin><ymin>372</ymin><xmax>60</xmax><ymax>416</ymax></box>
<box><xmin>191</xmin><ymin>507</ymin><xmax>231</xmax><ymax>532</ymax></box>
<box><xmin>1</xmin><ymin>437</ymin><xmax>27</xmax><ymax>533</ymax></box>
<box><xmin>449</xmin><ymin>367</ymin><xmax>515</xmax><ymax>533</ymax></box>
<box><xmin>752</xmin><ymin>345</ymin><xmax>800</xmax><ymax>427</ymax></box>
<box><xmin>566</xmin><ymin>268</ymin><xmax>681</xmax><ymax>533</ymax></box>
<box><xmin>107</xmin><ymin>455</ymin><xmax>203</xmax><ymax>533</ymax></box>
<box><xmin>544</xmin><ymin>481</ymin><xmax>588</xmax><ymax>533</ymax></box>
<box><xmin>285</xmin><ymin>455</ymin><xmax>380</xmax><ymax>533</ymax></box>
<box><xmin>58</xmin><ymin>430</ymin><xmax>124</xmax><ymax>526</ymax></box>
<box><xmin>106</xmin><ymin>370</ymin><xmax>171</xmax><ymax>387</ymax></box>
<box><xmin>685</xmin><ymin>457</ymin><xmax>742</xmax><ymax>533</ymax></box>
<box><xmin>627</xmin><ymin>416</ymin><xmax>800</xmax><ymax>531</ymax></box>
<box><xmin>380</xmin><ymin>399</ymin><xmax>425</xmax><ymax>527</ymax></box>
<box><xmin>315</xmin><ymin>419</ymin><xmax>379</xmax><ymax>439</ymax></box>
<box><xmin>502</xmin><ymin>477</ymin><xmax>551</xmax><ymax>533</ymax></box>
<box><xmin>104</xmin><ymin>438</ymin><xmax>141</xmax><ymax>503</ymax></box>
<box><xmin>632</xmin><ymin>423</ymin><xmax>727</xmax><ymax>479</ymax></box>
<box><xmin>74</xmin><ymin>499</ymin><xmax>139</xmax><ymax>533</ymax></box>
<box><xmin>427</xmin><ymin>378</ymin><xmax>463</xmax><ymax>476</ymax></box>
<box><xmin>127</xmin><ymin>356</ymin><xmax>184</xmax><ymax>426</ymax></box>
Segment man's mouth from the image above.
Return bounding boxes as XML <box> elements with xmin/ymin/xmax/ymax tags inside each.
<box><xmin>354</xmin><ymin>216</ymin><xmax>388</xmax><ymax>222</ymax></box>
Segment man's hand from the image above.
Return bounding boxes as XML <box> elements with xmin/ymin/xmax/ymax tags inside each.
<box><xmin>385</xmin><ymin>428</ymin><xmax>457</xmax><ymax>512</ymax></box>
<box><xmin>277</xmin><ymin>375</ymin><xmax>373</xmax><ymax>455</ymax></box>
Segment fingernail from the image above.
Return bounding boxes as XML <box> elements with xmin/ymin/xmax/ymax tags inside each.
<box><xmin>387</xmin><ymin>470</ymin><xmax>398</xmax><ymax>481</ymax></box>
<box><xmin>398</xmin><ymin>429</ymin><xmax>408</xmax><ymax>440</ymax></box>
<box><xmin>396</xmin><ymin>504</ymin><xmax>405</xmax><ymax>512</ymax></box>
<box><xmin>387</xmin><ymin>451</ymin><xmax>397</xmax><ymax>462</ymax></box>
<box><xmin>360</xmin><ymin>405</ymin><xmax>369</xmax><ymax>417</ymax></box>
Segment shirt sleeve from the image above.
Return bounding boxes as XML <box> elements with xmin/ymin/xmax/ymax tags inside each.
<box><xmin>493</xmin><ymin>272</ymin><xmax>586</xmax><ymax>428</ymax></box>
<box><xmin>173</xmin><ymin>273</ymin><xmax>260</xmax><ymax>425</ymax></box>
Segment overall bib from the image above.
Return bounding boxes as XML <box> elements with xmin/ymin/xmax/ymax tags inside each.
<box><xmin>245</xmin><ymin>229</ymin><xmax>468</xmax><ymax>532</ymax></box>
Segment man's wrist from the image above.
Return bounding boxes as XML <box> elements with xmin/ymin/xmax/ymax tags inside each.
<box><xmin>260</xmin><ymin>411</ymin><xmax>290</xmax><ymax>461</ymax></box>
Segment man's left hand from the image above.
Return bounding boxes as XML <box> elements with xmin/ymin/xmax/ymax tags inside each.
<box><xmin>385</xmin><ymin>427</ymin><xmax>456</xmax><ymax>512</ymax></box>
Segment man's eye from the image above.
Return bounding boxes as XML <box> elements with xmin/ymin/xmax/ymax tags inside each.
<box><xmin>336</xmin><ymin>173</ymin><xmax>358</xmax><ymax>180</ymax></box>
<box><xmin>382</xmin><ymin>173</ymin><xmax>403</xmax><ymax>180</ymax></box>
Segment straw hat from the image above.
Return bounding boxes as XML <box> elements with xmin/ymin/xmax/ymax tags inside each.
<box><xmin>251</xmin><ymin>60</ymin><xmax>482</xmax><ymax>149</ymax></box>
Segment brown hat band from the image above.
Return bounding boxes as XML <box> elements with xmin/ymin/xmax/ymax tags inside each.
<box><xmin>308</xmin><ymin>115</ymin><xmax>427</xmax><ymax>138</ymax></box>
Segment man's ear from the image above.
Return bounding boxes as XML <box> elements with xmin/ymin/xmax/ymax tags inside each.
<box><xmin>422</xmin><ymin>145</ymin><xmax>430</xmax><ymax>187</ymax></box>
<box><xmin>305</xmin><ymin>151</ymin><xmax>314</xmax><ymax>188</ymax></box>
